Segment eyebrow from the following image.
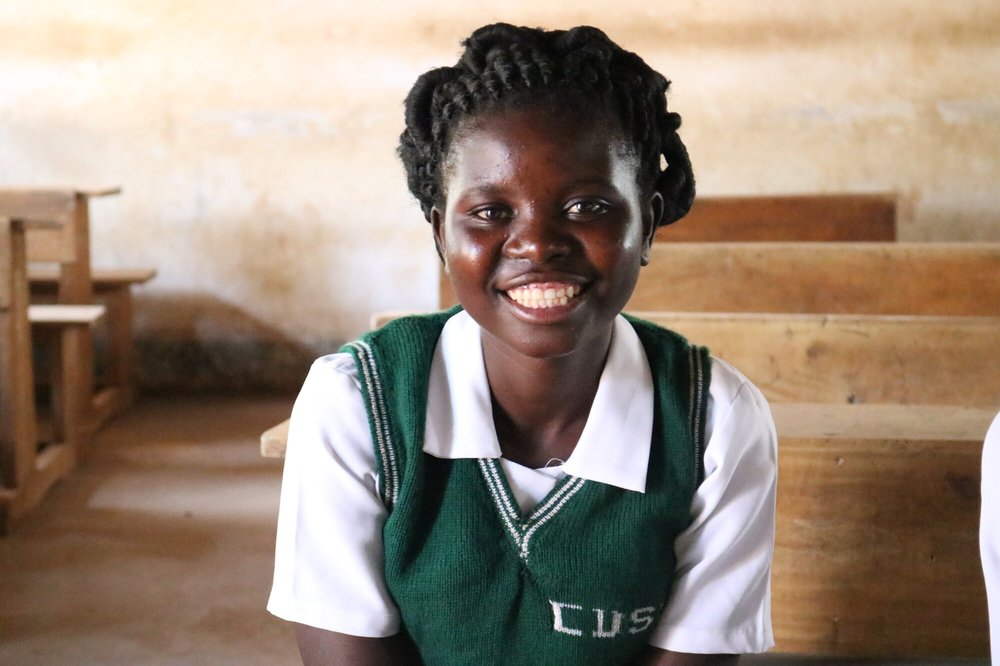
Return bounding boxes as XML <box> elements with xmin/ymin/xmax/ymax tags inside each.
<box><xmin>456</xmin><ymin>176</ymin><xmax>619</xmax><ymax>194</ymax></box>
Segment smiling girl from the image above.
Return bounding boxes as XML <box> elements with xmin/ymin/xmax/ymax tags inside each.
<box><xmin>269</xmin><ymin>23</ymin><xmax>777</xmax><ymax>665</ymax></box>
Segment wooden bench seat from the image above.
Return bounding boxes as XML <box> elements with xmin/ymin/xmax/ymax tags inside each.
<box><xmin>29</xmin><ymin>265</ymin><xmax>156</xmax><ymax>288</ymax></box>
<box><xmin>28</xmin><ymin>304</ymin><xmax>105</xmax><ymax>325</ymax></box>
<box><xmin>260</xmin><ymin>420</ymin><xmax>289</xmax><ymax>459</ymax></box>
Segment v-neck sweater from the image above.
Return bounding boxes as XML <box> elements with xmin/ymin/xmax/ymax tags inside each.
<box><xmin>341</xmin><ymin>307</ymin><xmax>709</xmax><ymax>665</ymax></box>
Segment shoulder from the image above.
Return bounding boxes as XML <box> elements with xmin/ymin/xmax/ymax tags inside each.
<box><xmin>622</xmin><ymin>313</ymin><xmax>694</xmax><ymax>350</ymax></box>
<box><xmin>287</xmin><ymin>353</ymin><xmax>367</xmax><ymax>457</ymax></box>
<box><xmin>303</xmin><ymin>352</ymin><xmax>361</xmax><ymax>390</ymax></box>
<box><xmin>703</xmin><ymin>355</ymin><xmax>777</xmax><ymax>471</ymax></box>
<box><xmin>708</xmin><ymin>356</ymin><xmax>768</xmax><ymax>418</ymax></box>
<box><xmin>357</xmin><ymin>308</ymin><xmax>463</xmax><ymax>347</ymax></box>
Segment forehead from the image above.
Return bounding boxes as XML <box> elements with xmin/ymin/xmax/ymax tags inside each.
<box><xmin>443</xmin><ymin>106</ymin><xmax>637</xmax><ymax>190</ymax></box>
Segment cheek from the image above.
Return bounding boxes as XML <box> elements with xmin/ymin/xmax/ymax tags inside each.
<box><xmin>587</xmin><ymin>222</ymin><xmax>644</xmax><ymax>267</ymax></box>
<box><xmin>442</xmin><ymin>225</ymin><xmax>497</xmax><ymax>281</ymax></box>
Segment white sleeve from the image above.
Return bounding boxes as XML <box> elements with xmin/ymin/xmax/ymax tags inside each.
<box><xmin>649</xmin><ymin>357</ymin><xmax>778</xmax><ymax>653</ymax></box>
<box><xmin>266</xmin><ymin>354</ymin><xmax>401</xmax><ymax>637</ymax></box>
<box><xmin>982</xmin><ymin>411</ymin><xmax>1000</xmax><ymax>658</ymax></box>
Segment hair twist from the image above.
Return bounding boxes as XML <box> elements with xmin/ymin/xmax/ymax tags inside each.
<box><xmin>398</xmin><ymin>22</ymin><xmax>695</xmax><ymax>225</ymax></box>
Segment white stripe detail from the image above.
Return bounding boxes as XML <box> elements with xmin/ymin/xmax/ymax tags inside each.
<box><xmin>349</xmin><ymin>341</ymin><xmax>399</xmax><ymax>508</ymax></box>
<box><xmin>687</xmin><ymin>346</ymin><xmax>697</xmax><ymax>447</ymax></box>
<box><xmin>478</xmin><ymin>459</ymin><xmax>523</xmax><ymax>547</ymax></box>
<box><xmin>521</xmin><ymin>477</ymin><xmax>587</xmax><ymax>561</ymax></box>
<box><xmin>689</xmin><ymin>347</ymin><xmax>706</xmax><ymax>484</ymax></box>
<box><xmin>484</xmin><ymin>458</ymin><xmax>521</xmax><ymax>523</ymax></box>
<box><xmin>526</xmin><ymin>471</ymin><xmax>584</xmax><ymax>523</ymax></box>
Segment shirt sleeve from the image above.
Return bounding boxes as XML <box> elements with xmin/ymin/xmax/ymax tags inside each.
<box><xmin>649</xmin><ymin>357</ymin><xmax>778</xmax><ymax>653</ymax></box>
<box><xmin>981</xmin><ymin>411</ymin><xmax>1000</xmax><ymax>656</ymax></box>
<box><xmin>266</xmin><ymin>354</ymin><xmax>401</xmax><ymax>637</ymax></box>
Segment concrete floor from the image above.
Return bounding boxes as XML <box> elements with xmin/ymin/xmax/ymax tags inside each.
<box><xmin>0</xmin><ymin>396</ymin><xmax>990</xmax><ymax>665</ymax></box>
<box><xmin>0</xmin><ymin>395</ymin><xmax>300</xmax><ymax>665</ymax></box>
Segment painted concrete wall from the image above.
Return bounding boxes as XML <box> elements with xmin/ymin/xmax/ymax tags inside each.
<box><xmin>2</xmin><ymin>1</ymin><xmax>999</xmax><ymax>390</ymax></box>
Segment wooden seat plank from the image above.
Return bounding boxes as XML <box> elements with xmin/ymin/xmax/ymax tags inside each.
<box><xmin>260</xmin><ymin>420</ymin><xmax>290</xmax><ymax>459</ymax></box>
<box><xmin>29</xmin><ymin>265</ymin><xmax>156</xmax><ymax>287</ymax></box>
<box><xmin>28</xmin><ymin>304</ymin><xmax>105</xmax><ymax>325</ymax></box>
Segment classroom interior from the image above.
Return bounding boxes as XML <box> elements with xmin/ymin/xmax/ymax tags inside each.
<box><xmin>2</xmin><ymin>1</ymin><xmax>999</xmax><ymax>663</ymax></box>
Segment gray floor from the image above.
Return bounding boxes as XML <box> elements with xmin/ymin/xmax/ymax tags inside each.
<box><xmin>0</xmin><ymin>396</ymin><xmax>990</xmax><ymax>665</ymax></box>
<box><xmin>0</xmin><ymin>395</ymin><xmax>300</xmax><ymax>665</ymax></box>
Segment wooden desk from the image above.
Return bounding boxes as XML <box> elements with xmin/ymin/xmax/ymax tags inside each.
<box><xmin>0</xmin><ymin>187</ymin><xmax>143</xmax><ymax>428</ymax></box>
<box><xmin>0</xmin><ymin>217</ymin><xmax>72</xmax><ymax>533</ymax></box>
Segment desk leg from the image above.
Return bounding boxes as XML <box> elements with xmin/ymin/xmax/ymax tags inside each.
<box><xmin>1</xmin><ymin>221</ymin><xmax>40</xmax><ymax>532</ymax></box>
<box><xmin>91</xmin><ymin>285</ymin><xmax>134</xmax><ymax>423</ymax></box>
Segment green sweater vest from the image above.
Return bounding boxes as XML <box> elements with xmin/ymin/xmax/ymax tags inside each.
<box><xmin>341</xmin><ymin>308</ymin><xmax>710</xmax><ymax>665</ymax></box>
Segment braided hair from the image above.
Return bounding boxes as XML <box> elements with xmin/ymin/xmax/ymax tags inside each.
<box><xmin>398</xmin><ymin>23</ymin><xmax>695</xmax><ymax>226</ymax></box>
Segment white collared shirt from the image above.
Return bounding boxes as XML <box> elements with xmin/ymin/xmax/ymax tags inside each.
<box><xmin>982</xmin><ymin>412</ymin><xmax>1000</xmax><ymax>659</ymax></box>
<box><xmin>269</xmin><ymin>311</ymin><xmax>777</xmax><ymax>653</ymax></box>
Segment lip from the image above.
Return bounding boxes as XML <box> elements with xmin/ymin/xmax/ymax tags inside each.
<box><xmin>496</xmin><ymin>270</ymin><xmax>590</xmax><ymax>292</ymax></box>
<box><xmin>502</xmin><ymin>292</ymin><xmax>586</xmax><ymax>324</ymax></box>
<box><xmin>499</xmin><ymin>282</ymin><xmax>589</xmax><ymax>325</ymax></box>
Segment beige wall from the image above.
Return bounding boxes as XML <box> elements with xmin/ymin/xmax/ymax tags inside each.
<box><xmin>3</xmin><ymin>1</ymin><xmax>999</xmax><ymax>389</ymax></box>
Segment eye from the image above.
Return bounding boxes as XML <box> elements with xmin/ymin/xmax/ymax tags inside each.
<box><xmin>470</xmin><ymin>205</ymin><xmax>512</xmax><ymax>222</ymax></box>
<box><xmin>566</xmin><ymin>199</ymin><xmax>611</xmax><ymax>217</ymax></box>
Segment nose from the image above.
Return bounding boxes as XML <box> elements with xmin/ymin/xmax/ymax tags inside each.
<box><xmin>502</xmin><ymin>209</ymin><xmax>572</xmax><ymax>263</ymax></box>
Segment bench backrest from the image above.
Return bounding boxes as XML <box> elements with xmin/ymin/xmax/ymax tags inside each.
<box><xmin>770</xmin><ymin>403</ymin><xmax>991</xmax><ymax>657</ymax></box>
<box><xmin>625</xmin><ymin>242</ymin><xmax>1000</xmax><ymax>316</ymax></box>
<box><xmin>0</xmin><ymin>188</ymin><xmax>118</xmax><ymax>304</ymax></box>
<box><xmin>655</xmin><ymin>193</ymin><xmax>897</xmax><ymax>242</ymax></box>
<box><xmin>635</xmin><ymin>312</ymin><xmax>1000</xmax><ymax>407</ymax></box>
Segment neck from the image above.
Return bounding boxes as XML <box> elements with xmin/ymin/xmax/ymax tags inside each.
<box><xmin>481</xmin><ymin>327</ymin><xmax>612</xmax><ymax>468</ymax></box>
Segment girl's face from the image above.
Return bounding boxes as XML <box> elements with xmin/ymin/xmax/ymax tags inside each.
<box><xmin>432</xmin><ymin>106</ymin><xmax>661</xmax><ymax>362</ymax></box>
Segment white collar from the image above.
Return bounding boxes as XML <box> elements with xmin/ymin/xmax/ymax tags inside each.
<box><xmin>423</xmin><ymin>310</ymin><xmax>654</xmax><ymax>493</ymax></box>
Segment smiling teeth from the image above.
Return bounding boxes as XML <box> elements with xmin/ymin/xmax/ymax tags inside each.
<box><xmin>507</xmin><ymin>284</ymin><xmax>582</xmax><ymax>309</ymax></box>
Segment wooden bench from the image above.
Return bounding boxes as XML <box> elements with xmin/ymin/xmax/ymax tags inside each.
<box><xmin>260</xmin><ymin>420</ymin><xmax>289</xmax><ymax>459</ymax></box>
<box><xmin>29</xmin><ymin>266</ymin><xmax>156</xmax><ymax>418</ymax></box>
<box><xmin>655</xmin><ymin>192</ymin><xmax>897</xmax><ymax>243</ymax></box>
<box><xmin>0</xmin><ymin>187</ymin><xmax>155</xmax><ymax>427</ymax></box>
<box><xmin>1</xmin><ymin>217</ymin><xmax>105</xmax><ymax>533</ymax></box>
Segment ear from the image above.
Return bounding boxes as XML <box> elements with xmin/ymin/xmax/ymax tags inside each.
<box><xmin>640</xmin><ymin>192</ymin><xmax>663</xmax><ymax>266</ymax></box>
<box><xmin>430</xmin><ymin>206</ymin><xmax>447</xmax><ymax>267</ymax></box>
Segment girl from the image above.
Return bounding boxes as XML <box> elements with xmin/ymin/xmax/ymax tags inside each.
<box><xmin>269</xmin><ymin>23</ymin><xmax>777</xmax><ymax>665</ymax></box>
